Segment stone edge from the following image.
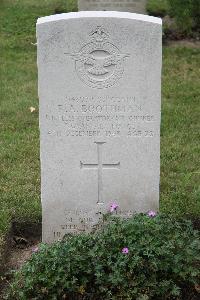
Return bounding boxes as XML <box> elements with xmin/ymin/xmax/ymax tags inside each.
<box><xmin>37</xmin><ymin>11</ymin><xmax>162</xmax><ymax>26</ymax></box>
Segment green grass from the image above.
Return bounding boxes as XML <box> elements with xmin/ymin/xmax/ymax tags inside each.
<box><xmin>0</xmin><ymin>0</ymin><xmax>200</xmax><ymax>264</ymax></box>
<box><xmin>147</xmin><ymin>0</ymin><xmax>169</xmax><ymax>17</ymax></box>
<box><xmin>0</xmin><ymin>0</ymin><xmax>77</xmax><ymax>264</ymax></box>
<box><xmin>161</xmin><ymin>47</ymin><xmax>200</xmax><ymax>215</ymax></box>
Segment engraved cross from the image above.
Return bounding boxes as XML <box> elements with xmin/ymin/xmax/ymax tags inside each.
<box><xmin>80</xmin><ymin>142</ymin><xmax>120</xmax><ymax>204</ymax></box>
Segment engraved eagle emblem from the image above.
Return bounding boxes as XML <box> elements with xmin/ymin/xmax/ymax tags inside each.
<box><xmin>70</xmin><ymin>53</ymin><xmax>129</xmax><ymax>76</ymax></box>
<box><xmin>67</xmin><ymin>26</ymin><xmax>130</xmax><ymax>89</ymax></box>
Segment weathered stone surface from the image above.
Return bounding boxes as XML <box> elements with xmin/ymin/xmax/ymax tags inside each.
<box><xmin>78</xmin><ymin>0</ymin><xmax>147</xmax><ymax>14</ymax></box>
<box><xmin>37</xmin><ymin>11</ymin><xmax>162</xmax><ymax>243</ymax></box>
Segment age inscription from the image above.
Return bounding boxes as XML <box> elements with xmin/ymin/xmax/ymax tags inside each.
<box><xmin>45</xmin><ymin>95</ymin><xmax>155</xmax><ymax>138</ymax></box>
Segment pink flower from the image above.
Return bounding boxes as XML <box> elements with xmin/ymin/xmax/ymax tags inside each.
<box><xmin>147</xmin><ymin>210</ymin><xmax>157</xmax><ymax>217</ymax></box>
<box><xmin>32</xmin><ymin>246</ymin><xmax>39</xmax><ymax>253</ymax></box>
<box><xmin>109</xmin><ymin>202</ymin><xmax>119</xmax><ymax>213</ymax></box>
<box><xmin>122</xmin><ymin>247</ymin><xmax>129</xmax><ymax>254</ymax></box>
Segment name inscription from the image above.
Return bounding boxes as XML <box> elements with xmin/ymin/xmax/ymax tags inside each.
<box><xmin>45</xmin><ymin>95</ymin><xmax>155</xmax><ymax>138</ymax></box>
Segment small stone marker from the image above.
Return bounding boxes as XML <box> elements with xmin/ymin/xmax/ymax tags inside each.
<box><xmin>37</xmin><ymin>11</ymin><xmax>162</xmax><ymax>243</ymax></box>
<box><xmin>78</xmin><ymin>0</ymin><xmax>147</xmax><ymax>14</ymax></box>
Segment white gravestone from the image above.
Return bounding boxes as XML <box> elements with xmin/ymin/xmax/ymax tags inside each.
<box><xmin>78</xmin><ymin>0</ymin><xmax>147</xmax><ymax>14</ymax></box>
<box><xmin>37</xmin><ymin>12</ymin><xmax>162</xmax><ymax>243</ymax></box>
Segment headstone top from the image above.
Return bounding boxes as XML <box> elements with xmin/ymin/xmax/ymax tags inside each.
<box><xmin>78</xmin><ymin>0</ymin><xmax>147</xmax><ymax>14</ymax></box>
<box><xmin>37</xmin><ymin>11</ymin><xmax>162</xmax><ymax>25</ymax></box>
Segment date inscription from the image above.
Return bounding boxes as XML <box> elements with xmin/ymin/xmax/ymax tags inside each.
<box><xmin>45</xmin><ymin>95</ymin><xmax>156</xmax><ymax>138</ymax></box>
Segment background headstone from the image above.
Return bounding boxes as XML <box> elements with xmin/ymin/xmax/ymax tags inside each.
<box><xmin>78</xmin><ymin>0</ymin><xmax>147</xmax><ymax>14</ymax></box>
<box><xmin>37</xmin><ymin>11</ymin><xmax>162</xmax><ymax>243</ymax></box>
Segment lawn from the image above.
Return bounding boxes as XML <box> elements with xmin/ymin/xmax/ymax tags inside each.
<box><xmin>0</xmin><ymin>0</ymin><xmax>200</xmax><ymax>268</ymax></box>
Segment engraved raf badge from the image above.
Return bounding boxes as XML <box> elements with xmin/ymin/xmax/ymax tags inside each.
<box><xmin>68</xmin><ymin>26</ymin><xmax>129</xmax><ymax>89</ymax></box>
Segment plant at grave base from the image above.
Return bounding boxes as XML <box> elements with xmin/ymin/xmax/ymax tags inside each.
<box><xmin>109</xmin><ymin>202</ymin><xmax>119</xmax><ymax>213</ymax></box>
<box><xmin>7</xmin><ymin>214</ymin><xmax>200</xmax><ymax>300</ymax></box>
<box><xmin>31</xmin><ymin>246</ymin><xmax>39</xmax><ymax>253</ymax></box>
<box><xmin>147</xmin><ymin>210</ymin><xmax>157</xmax><ymax>217</ymax></box>
<box><xmin>121</xmin><ymin>247</ymin><xmax>129</xmax><ymax>254</ymax></box>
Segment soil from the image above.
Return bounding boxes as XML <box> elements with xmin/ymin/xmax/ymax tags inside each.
<box><xmin>6</xmin><ymin>241</ymin><xmax>40</xmax><ymax>271</ymax></box>
<box><xmin>6</xmin><ymin>222</ymin><xmax>42</xmax><ymax>270</ymax></box>
<box><xmin>0</xmin><ymin>222</ymin><xmax>41</xmax><ymax>298</ymax></box>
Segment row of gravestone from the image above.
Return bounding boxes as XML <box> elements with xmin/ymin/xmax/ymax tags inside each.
<box><xmin>78</xmin><ymin>0</ymin><xmax>147</xmax><ymax>14</ymax></box>
<box><xmin>36</xmin><ymin>1</ymin><xmax>162</xmax><ymax>243</ymax></box>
